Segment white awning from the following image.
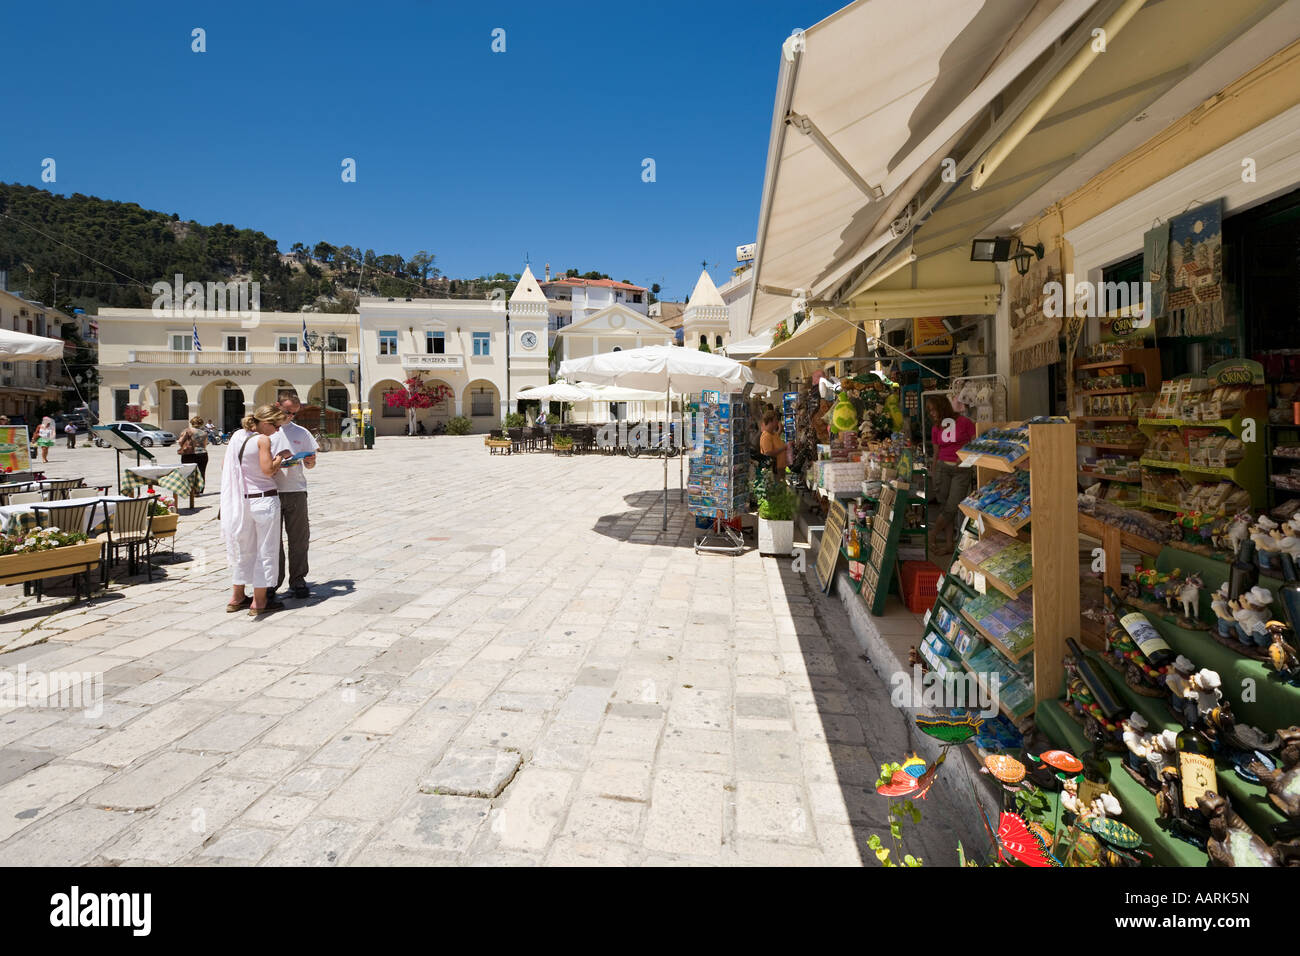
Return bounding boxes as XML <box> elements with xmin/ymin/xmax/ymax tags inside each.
<box><xmin>747</xmin><ymin>0</ymin><xmax>1096</xmax><ymax>334</ymax></box>
<box><xmin>0</xmin><ymin>328</ymin><xmax>66</xmax><ymax>361</ymax></box>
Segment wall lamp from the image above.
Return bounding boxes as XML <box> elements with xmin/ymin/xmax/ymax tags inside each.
<box><xmin>1011</xmin><ymin>241</ymin><xmax>1045</xmax><ymax>276</ymax></box>
<box><xmin>970</xmin><ymin>237</ymin><xmax>1044</xmax><ymax>275</ymax></box>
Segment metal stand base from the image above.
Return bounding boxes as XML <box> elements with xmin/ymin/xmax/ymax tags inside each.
<box><xmin>694</xmin><ymin>521</ymin><xmax>744</xmax><ymax>556</ymax></box>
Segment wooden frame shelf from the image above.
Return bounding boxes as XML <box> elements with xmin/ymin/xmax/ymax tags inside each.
<box><xmin>1078</xmin><ymin>441</ymin><xmax>1147</xmax><ymax>452</ymax></box>
<box><xmin>1078</xmin><ymin>471</ymin><xmax>1140</xmax><ymax>484</ymax></box>
<box><xmin>960</xmin><ymin>608</ymin><xmax>1034</xmax><ymax>662</ymax></box>
<box><xmin>957</xmin><ymin>502</ymin><xmax>1030</xmax><ymax>538</ymax></box>
<box><xmin>958</xmin><ymin>553</ymin><xmax>1032</xmax><ymax>600</ymax></box>
<box><xmin>955</xmin><ymin>449</ymin><xmax>1029</xmax><ymax>472</ymax></box>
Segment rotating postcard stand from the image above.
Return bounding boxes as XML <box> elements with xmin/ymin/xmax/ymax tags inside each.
<box><xmin>690</xmin><ymin>390</ymin><xmax>749</xmax><ymax>556</ymax></box>
<box><xmin>92</xmin><ymin>425</ymin><xmax>156</xmax><ymax>493</ymax></box>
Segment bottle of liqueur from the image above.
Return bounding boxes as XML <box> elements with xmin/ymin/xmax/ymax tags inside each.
<box><xmin>1277</xmin><ymin>552</ymin><xmax>1300</xmax><ymax>633</ymax></box>
<box><xmin>1077</xmin><ymin>727</ymin><xmax>1111</xmax><ymax>808</ymax></box>
<box><xmin>1103</xmin><ymin>585</ymin><xmax>1174</xmax><ymax>668</ymax></box>
<box><xmin>1175</xmin><ymin>724</ymin><xmax>1219</xmax><ymax>811</ymax></box>
<box><xmin>1229</xmin><ymin>539</ymin><xmax>1258</xmax><ymax>602</ymax></box>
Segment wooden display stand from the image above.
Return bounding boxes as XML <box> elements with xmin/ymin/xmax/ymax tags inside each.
<box><xmin>963</xmin><ymin>420</ymin><xmax>1080</xmax><ymax>707</ymax></box>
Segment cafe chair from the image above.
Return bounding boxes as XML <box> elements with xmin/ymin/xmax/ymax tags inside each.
<box><xmin>8</xmin><ymin>492</ymin><xmax>42</xmax><ymax>504</ymax></box>
<box><xmin>68</xmin><ymin>488</ymin><xmax>100</xmax><ymax>499</ymax></box>
<box><xmin>101</xmin><ymin>495</ymin><xmax>157</xmax><ymax>583</ymax></box>
<box><xmin>43</xmin><ymin>478</ymin><xmax>85</xmax><ymax>500</ymax></box>
<box><xmin>29</xmin><ymin>502</ymin><xmax>102</xmax><ymax>601</ymax></box>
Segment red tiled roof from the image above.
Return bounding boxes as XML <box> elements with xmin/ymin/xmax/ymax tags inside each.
<box><xmin>541</xmin><ymin>278</ymin><xmax>645</xmax><ymax>292</ymax></box>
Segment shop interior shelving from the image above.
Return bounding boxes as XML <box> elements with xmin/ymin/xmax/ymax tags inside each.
<box><xmin>1265</xmin><ymin>384</ymin><xmax>1300</xmax><ymax>510</ymax></box>
<box><xmin>1074</xmin><ymin>348</ymin><xmax>1160</xmax><ymax>489</ymax></box>
<box><xmin>1136</xmin><ymin>388</ymin><xmax>1267</xmax><ymax>512</ymax></box>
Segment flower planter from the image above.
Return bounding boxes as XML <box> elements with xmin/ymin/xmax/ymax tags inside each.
<box><xmin>0</xmin><ymin>540</ymin><xmax>102</xmax><ymax>588</ymax></box>
<box><xmin>757</xmin><ymin>517</ymin><xmax>794</xmax><ymax>557</ymax></box>
<box><xmin>150</xmin><ymin>514</ymin><xmax>178</xmax><ymax>534</ymax></box>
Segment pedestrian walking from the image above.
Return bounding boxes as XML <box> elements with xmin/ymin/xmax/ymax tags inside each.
<box><xmin>35</xmin><ymin>417</ymin><xmax>56</xmax><ymax>463</ymax></box>
<box><xmin>64</xmin><ymin>421</ymin><xmax>77</xmax><ymax>449</ymax></box>
<box><xmin>178</xmin><ymin>415</ymin><xmax>210</xmax><ymax>488</ymax></box>
<box><xmin>270</xmin><ymin>391</ymin><xmax>318</xmax><ymax>600</ymax></box>
<box><xmin>220</xmin><ymin>404</ymin><xmax>290</xmax><ymax>616</ymax></box>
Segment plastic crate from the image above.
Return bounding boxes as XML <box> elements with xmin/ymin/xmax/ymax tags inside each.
<box><xmin>900</xmin><ymin>560</ymin><xmax>942</xmax><ymax>614</ymax></box>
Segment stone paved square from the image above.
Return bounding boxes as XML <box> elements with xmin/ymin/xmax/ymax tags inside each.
<box><xmin>0</xmin><ymin>437</ymin><xmax>948</xmax><ymax>865</ymax></box>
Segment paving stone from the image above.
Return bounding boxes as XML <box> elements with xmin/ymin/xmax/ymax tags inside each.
<box><xmin>0</xmin><ymin>746</ymin><xmax>54</xmax><ymax>786</ymax></box>
<box><xmin>199</xmin><ymin>827</ymin><xmax>281</xmax><ymax>863</ymax></box>
<box><xmin>259</xmin><ymin>816</ymin><xmax>367</xmax><ymax>866</ymax></box>
<box><xmin>89</xmin><ymin>751</ymin><xmax>222</xmax><ymax>810</ymax></box>
<box><xmin>0</xmin><ymin>804</ymin><xmax>136</xmax><ymax>865</ymax></box>
<box><xmin>643</xmin><ymin>770</ymin><xmax>724</xmax><ymax>857</ymax></box>
<box><xmin>378</xmin><ymin>792</ymin><xmax>490</xmax><ymax>853</ymax></box>
<box><xmin>177</xmin><ymin>712</ymin><xmax>278</xmax><ymax>753</ymax></box>
<box><xmin>420</xmin><ymin>748</ymin><xmax>522</xmax><ymax>798</ymax></box>
<box><xmin>240</xmin><ymin>793</ymin><xmax>318</xmax><ymax>830</ymax></box>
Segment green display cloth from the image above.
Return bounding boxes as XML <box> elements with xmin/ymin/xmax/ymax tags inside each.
<box><xmin>1081</xmin><ymin>649</ymin><xmax>1285</xmax><ymax>838</ymax></box>
<box><xmin>1038</xmin><ymin>700</ymin><xmax>1207</xmax><ymax>867</ymax></box>
<box><xmin>1141</xmin><ymin>547</ymin><xmax>1300</xmax><ymax>729</ymax></box>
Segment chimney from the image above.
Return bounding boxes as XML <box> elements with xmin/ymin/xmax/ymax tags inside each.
<box><xmin>544</xmin><ymin>263</ymin><xmax>550</xmax><ymax>282</ymax></box>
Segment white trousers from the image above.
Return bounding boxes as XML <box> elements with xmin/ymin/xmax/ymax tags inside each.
<box><xmin>227</xmin><ymin>496</ymin><xmax>281</xmax><ymax>588</ymax></box>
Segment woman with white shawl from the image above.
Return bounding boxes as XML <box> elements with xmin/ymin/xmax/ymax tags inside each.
<box><xmin>221</xmin><ymin>404</ymin><xmax>290</xmax><ymax>615</ymax></box>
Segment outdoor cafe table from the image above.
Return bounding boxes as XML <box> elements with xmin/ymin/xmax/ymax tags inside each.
<box><xmin>0</xmin><ymin>496</ymin><xmax>132</xmax><ymax>536</ymax></box>
<box><xmin>122</xmin><ymin>463</ymin><xmax>202</xmax><ymax>507</ymax></box>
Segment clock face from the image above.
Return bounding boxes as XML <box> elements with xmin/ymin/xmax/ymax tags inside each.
<box><xmin>521</xmin><ymin>331</ymin><xmax>538</xmax><ymax>350</ymax></box>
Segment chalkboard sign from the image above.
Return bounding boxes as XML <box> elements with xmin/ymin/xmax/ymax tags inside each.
<box><xmin>814</xmin><ymin>499</ymin><xmax>847</xmax><ymax>593</ymax></box>
<box><xmin>861</xmin><ymin>483</ymin><xmax>907</xmax><ymax>614</ymax></box>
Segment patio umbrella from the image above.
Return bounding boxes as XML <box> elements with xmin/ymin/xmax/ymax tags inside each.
<box><xmin>515</xmin><ymin>380</ymin><xmax>596</xmax><ymax>424</ymax></box>
<box><xmin>0</xmin><ymin>328</ymin><xmax>65</xmax><ymax>361</ymax></box>
<box><xmin>560</xmin><ymin>345</ymin><xmax>755</xmax><ymax>531</ymax></box>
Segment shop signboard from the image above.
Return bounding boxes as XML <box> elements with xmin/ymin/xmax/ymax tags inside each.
<box><xmin>0</xmin><ymin>427</ymin><xmax>32</xmax><ymax>474</ymax></box>
<box><xmin>1207</xmin><ymin>358</ymin><xmax>1264</xmax><ymax>387</ymax></box>
<box><xmin>814</xmin><ymin>499</ymin><xmax>846</xmax><ymax>594</ymax></box>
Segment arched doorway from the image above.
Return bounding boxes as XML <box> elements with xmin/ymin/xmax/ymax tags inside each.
<box><xmin>368</xmin><ymin>379</ymin><xmax>406</xmax><ymax>436</ymax></box>
<box><xmin>199</xmin><ymin>380</ymin><xmax>249</xmax><ymax>433</ymax></box>
<box><xmin>307</xmin><ymin>379</ymin><xmax>350</xmax><ymax>414</ymax></box>
<box><xmin>255</xmin><ymin>379</ymin><xmax>297</xmax><ymax>408</ymax></box>
<box><xmin>463</xmin><ymin>380</ymin><xmax>500</xmax><ymax>432</ymax></box>
<box><xmin>143</xmin><ymin>379</ymin><xmax>188</xmax><ymax>430</ymax></box>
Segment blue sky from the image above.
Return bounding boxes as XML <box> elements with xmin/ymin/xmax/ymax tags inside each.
<box><xmin>4</xmin><ymin>0</ymin><xmax>843</xmax><ymax>302</ymax></box>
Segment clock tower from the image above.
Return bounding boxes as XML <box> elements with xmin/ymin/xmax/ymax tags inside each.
<box><xmin>508</xmin><ymin>265</ymin><xmax>550</xmax><ymax>397</ymax></box>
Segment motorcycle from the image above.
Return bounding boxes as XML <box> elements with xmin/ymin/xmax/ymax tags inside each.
<box><xmin>205</xmin><ymin>427</ymin><xmax>224</xmax><ymax>446</ymax></box>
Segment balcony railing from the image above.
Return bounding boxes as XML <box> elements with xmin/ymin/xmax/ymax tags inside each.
<box><xmin>129</xmin><ymin>350</ymin><xmax>359</xmax><ymax>366</ymax></box>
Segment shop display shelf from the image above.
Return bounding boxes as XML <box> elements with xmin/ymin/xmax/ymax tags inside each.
<box><xmin>959</xmin><ymin>608</ymin><xmax>1034</xmax><ymax>662</ymax></box>
<box><xmin>957</xmin><ymin>502</ymin><xmax>1030</xmax><ymax>538</ymax></box>
<box><xmin>1078</xmin><ymin>441</ymin><xmax>1147</xmax><ymax>452</ymax></box>
<box><xmin>1138</xmin><ymin>494</ymin><xmax>1180</xmax><ymax>512</ymax></box>
<box><xmin>958</xmin><ymin>553</ymin><xmax>1032</xmax><ymax>600</ymax></box>
<box><xmin>1138</xmin><ymin>457</ymin><xmax>1244</xmax><ymax>480</ymax></box>
<box><xmin>956</xmin><ymin>654</ymin><xmax>1034</xmax><ymax>723</ymax></box>
<box><xmin>1139</xmin><ymin>415</ymin><xmax>1239</xmax><ymax>432</ymax></box>
<box><xmin>1074</xmin><ymin>359</ymin><xmax>1132</xmax><ymax>371</ymax></box>
<box><xmin>955</xmin><ymin>448</ymin><xmax>1029</xmax><ymax>472</ymax></box>
<box><xmin>1075</xmin><ymin>415</ymin><xmax>1140</xmax><ymax>422</ymax></box>
<box><xmin>1077</xmin><ymin>471</ymin><xmax>1140</xmax><ymax>484</ymax></box>
<box><xmin>1079</xmin><ymin>386</ymin><xmax>1153</xmax><ymax>396</ymax></box>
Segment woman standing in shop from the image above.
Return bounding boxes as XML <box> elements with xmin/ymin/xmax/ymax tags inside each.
<box><xmin>926</xmin><ymin>394</ymin><xmax>976</xmax><ymax>554</ymax></box>
<box><xmin>35</xmin><ymin>416</ymin><xmax>56</xmax><ymax>463</ymax></box>
<box><xmin>220</xmin><ymin>405</ymin><xmax>291</xmax><ymax>616</ymax></box>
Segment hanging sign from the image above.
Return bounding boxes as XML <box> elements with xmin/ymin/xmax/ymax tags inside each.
<box><xmin>1207</xmin><ymin>358</ymin><xmax>1263</xmax><ymax>387</ymax></box>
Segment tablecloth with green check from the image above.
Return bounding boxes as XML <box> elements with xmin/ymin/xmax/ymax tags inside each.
<box><xmin>122</xmin><ymin>465</ymin><xmax>203</xmax><ymax>498</ymax></box>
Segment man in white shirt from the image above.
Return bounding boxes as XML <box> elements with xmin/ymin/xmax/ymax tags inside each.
<box><xmin>270</xmin><ymin>391</ymin><xmax>318</xmax><ymax>599</ymax></box>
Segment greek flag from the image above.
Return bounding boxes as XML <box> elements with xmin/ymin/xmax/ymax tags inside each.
<box><xmin>193</xmin><ymin>321</ymin><xmax>202</xmax><ymax>352</ymax></box>
<box><xmin>302</xmin><ymin>316</ymin><xmax>310</xmax><ymax>352</ymax></box>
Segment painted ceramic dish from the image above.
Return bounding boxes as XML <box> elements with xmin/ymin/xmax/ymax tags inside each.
<box><xmin>984</xmin><ymin>754</ymin><xmax>1027</xmax><ymax>785</ymax></box>
<box><xmin>1037</xmin><ymin>749</ymin><xmax>1084</xmax><ymax>774</ymax></box>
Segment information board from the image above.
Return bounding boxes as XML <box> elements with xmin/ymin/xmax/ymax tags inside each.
<box><xmin>814</xmin><ymin>498</ymin><xmax>847</xmax><ymax>593</ymax></box>
<box><xmin>861</xmin><ymin>483</ymin><xmax>907</xmax><ymax>614</ymax></box>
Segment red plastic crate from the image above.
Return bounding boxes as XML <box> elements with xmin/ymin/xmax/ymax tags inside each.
<box><xmin>900</xmin><ymin>560</ymin><xmax>942</xmax><ymax>614</ymax></box>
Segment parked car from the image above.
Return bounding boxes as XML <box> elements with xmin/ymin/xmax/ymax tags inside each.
<box><xmin>101</xmin><ymin>421</ymin><xmax>177</xmax><ymax>447</ymax></box>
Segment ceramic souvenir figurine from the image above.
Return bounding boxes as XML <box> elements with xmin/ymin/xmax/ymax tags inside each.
<box><xmin>1253</xmin><ymin>516</ymin><xmax>1283</xmax><ymax>571</ymax></box>
<box><xmin>1250</xmin><ymin>727</ymin><xmax>1300</xmax><ymax>818</ymax></box>
<box><xmin>1177</xmin><ymin>572</ymin><xmax>1203</xmax><ymax>622</ymax></box>
<box><xmin>1152</xmin><ymin>569</ymin><xmax>1181</xmax><ymax>611</ymax></box>
<box><xmin>1219</xmin><ymin>511</ymin><xmax>1252</xmax><ymax>557</ymax></box>
<box><xmin>1164</xmin><ymin>656</ymin><xmax>1197</xmax><ymax>727</ymax></box>
<box><xmin>1210</xmin><ymin>585</ymin><xmax>1237</xmax><ymax>639</ymax></box>
<box><xmin>1122</xmin><ymin>712</ymin><xmax>1151</xmax><ymax>777</ymax></box>
<box><xmin>1191</xmin><ymin>669</ymin><xmax>1223</xmax><ymax>726</ymax></box>
<box><xmin>1156</xmin><ymin>766</ymin><xmax>1208</xmax><ymax>849</ymax></box>
<box><xmin>1205</xmin><ymin>700</ymin><xmax>1280</xmax><ymax>757</ymax></box>
<box><xmin>1233</xmin><ymin>587</ymin><xmax>1274</xmax><ymax>648</ymax></box>
<box><xmin>1267</xmin><ymin>621</ymin><xmax>1300</xmax><ymax>685</ymax></box>
<box><xmin>1197</xmin><ymin>793</ymin><xmax>1280</xmax><ymax>867</ymax></box>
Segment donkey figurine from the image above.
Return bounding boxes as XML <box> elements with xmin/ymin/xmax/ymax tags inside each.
<box><xmin>1178</xmin><ymin>572</ymin><xmax>1203</xmax><ymax>621</ymax></box>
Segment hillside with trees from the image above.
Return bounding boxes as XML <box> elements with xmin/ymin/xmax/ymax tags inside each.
<box><xmin>0</xmin><ymin>183</ymin><xmax>547</xmax><ymax>315</ymax></box>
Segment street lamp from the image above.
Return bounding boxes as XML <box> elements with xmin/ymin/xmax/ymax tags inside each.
<box><xmin>303</xmin><ymin>330</ymin><xmax>340</xmax><ymax>428</ymax></box>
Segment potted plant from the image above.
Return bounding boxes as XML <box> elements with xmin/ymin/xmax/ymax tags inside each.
<box><xmin>0</xmin><ymin>528</ymin><xmax>100</xmax><ymax>588</ymax></box>
<box><xmin>757</xmin><ymin>481</ymin><xmax>797</xmax><ymax>556</ymax></box>
<box><xmin>553</xmin><ymin>434</ymin><xmax>574</xmax><ymax>454</ymax></box>
<box><xmin>149</xmin><ymin>500</ymin><xmax>178</xmax><ymax>534</ymax></box>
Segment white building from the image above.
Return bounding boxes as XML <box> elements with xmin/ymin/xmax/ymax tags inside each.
<box><xmin>540</xmin><ymin>275</ymin><xmax>648</xmax><ymax>336</ymax></box>
<box><xmin>681</xmin><ymin>270</ymin><xmax>730</xmax><ymax>352</ymax></box>
<box><xmin>94</xmin><ymin>267</ymin><xmax>550</xmax><ymax>437</ymax></box>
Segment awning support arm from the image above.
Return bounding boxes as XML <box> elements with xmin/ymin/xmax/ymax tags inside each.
<box><xmin>785</xmin><ymin>112</ymin><xmax>884</xmax><ymax>201</ymax></box>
